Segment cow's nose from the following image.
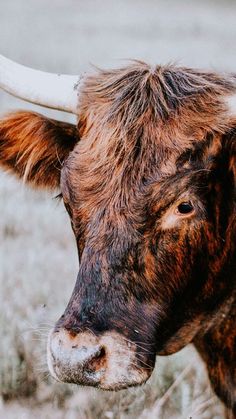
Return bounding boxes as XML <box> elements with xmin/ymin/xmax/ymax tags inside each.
<box><xmin>47</xmin><ymin>329</ymin><xmax>107</xmax><ymax>385</ymax></box>
<box><xmin>47</xmin><ymin>327</ymin><xmax>152</xmax><ymax>390</ymax></box>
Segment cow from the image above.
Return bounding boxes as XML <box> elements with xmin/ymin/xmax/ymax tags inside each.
<box><xmin>0</xmin><ymin>55</ymin><xmax>235</xmax><ymax>416</ymax></box>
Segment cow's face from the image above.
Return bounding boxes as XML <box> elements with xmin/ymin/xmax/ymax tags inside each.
<box><xmin>0</xmin><ymin>62</ymin><xmax>235</xmax><ymax>390</ymax></box>
<box><xmin>47</xmin><ymin>111</ymin><xmax>235</xmax><ymax>389</ymax></box>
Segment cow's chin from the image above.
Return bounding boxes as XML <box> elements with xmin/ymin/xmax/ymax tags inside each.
<box><xmin>157</xmin><ymin>315</ymin><xmax>206</xmax><ymax>356</ymax></box>
<box><xmin>47</xmin><ymin>329</ymin><xmax>152</xmax><ymax>390</ymax></box>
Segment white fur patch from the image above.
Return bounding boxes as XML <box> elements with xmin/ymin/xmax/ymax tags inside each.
<box><xmin>47</xmin><ymin>329</ymin><xmax>151</xmax><ymax>389</ymax></box>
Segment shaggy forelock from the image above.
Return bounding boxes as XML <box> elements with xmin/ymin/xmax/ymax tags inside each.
<box><xmin>79</xmin><ymin>61</ymin><xmax>236</xmax><ymax>132</ymax></box>
<box><xmin>67</xmin><ymin>61</ymin><xmax>236</xmax><ymax>206</ymax></box>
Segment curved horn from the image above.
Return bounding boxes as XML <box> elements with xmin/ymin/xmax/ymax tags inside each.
<box><xmin>0</xmin><ymin>54</ymin><xmax>79</xmax><ymax>113</ymax></box>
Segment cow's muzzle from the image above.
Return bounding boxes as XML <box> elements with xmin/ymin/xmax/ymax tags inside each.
<box><xmin>47</xmin><ymin>328</ymin><xmax>152</xmax><ymax>390</ymax></box>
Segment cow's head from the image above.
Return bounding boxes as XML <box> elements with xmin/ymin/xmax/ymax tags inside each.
<box><xmin>0</xmin><ymin>56</ymin><xmax>235</xmax><ymax>389</ymax></box>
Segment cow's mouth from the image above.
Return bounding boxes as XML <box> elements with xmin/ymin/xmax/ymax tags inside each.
<box><xmin>47</xmin><ymin>328</ymin><xmax>153</xmax><ymax>390</ymax></box>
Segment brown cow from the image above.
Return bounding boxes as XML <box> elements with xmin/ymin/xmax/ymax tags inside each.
<box><xmin>0</xmin><ymin>56</ymin><xmax>235</xmax><ymax>416</ymax></box>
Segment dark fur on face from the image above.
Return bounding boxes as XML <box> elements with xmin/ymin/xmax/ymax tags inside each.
<box><xmin>0</xmin><ymin>62</ymin><xmax>235</xmax><ymax>413</ymax></box>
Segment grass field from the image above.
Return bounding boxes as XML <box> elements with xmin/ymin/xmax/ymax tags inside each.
<box><xmin>1</xmin><ymin>0</ymin><xmax>235</xmax><ymax>417</ymax></box>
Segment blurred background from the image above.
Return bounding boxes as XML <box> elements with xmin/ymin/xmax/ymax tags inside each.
<box><xmin>0</xmin><ymin>1</ymin><xmax>235</xmax><ymax>418</ymax></box>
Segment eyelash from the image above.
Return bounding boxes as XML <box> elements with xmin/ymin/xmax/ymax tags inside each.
<box><xmin>53</xmin><ymin>192</ymin><xmax>63</xmax><ymax>201</ymax></box>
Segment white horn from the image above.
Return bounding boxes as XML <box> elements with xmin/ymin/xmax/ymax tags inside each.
<box><xmin>0</xmin><ymin>54</ymin><xmax>80</xmax><ymax>113</ymax></box>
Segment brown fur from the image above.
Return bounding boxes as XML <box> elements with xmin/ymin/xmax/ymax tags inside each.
<box><xmin>0</xmin><ymin>62</ymin><xmax>235</xmax><ymax>414</ymax></box>
<box><xmin>66</xmin><ymin>62</ymin><xmax>236</xmax><ymax>217</ymax></box>
<box><xmin>0</xmin><ymin>111</ymin><xmax>78</xmax><ymax>188</ymax></box>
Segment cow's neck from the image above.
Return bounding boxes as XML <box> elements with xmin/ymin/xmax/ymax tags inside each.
<box><xmin>194</xmin><ymin>291</ymin><xmax>236</xmax><ymax>416</ymax></box>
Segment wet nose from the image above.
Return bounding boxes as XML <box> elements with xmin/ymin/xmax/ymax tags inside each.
<box><xmin>47</xmin><ymin>327</ymin><xmax>152</xmax><ymax>390</ymax></box>
<box><xmin>47</xmin><ymin>329</ymin><xmax>106</xmax><ymax>385</ymax></box>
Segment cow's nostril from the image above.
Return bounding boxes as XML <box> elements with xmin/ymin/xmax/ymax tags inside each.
<box><xmin>48</xmin><ymin>329</ymin><xmax>108</xmax><ymax>385</ymax></box>
<box><xmin>86</xmin><ymin>346</ymin><xmax>106</xmax><ymax>373</ymax></box>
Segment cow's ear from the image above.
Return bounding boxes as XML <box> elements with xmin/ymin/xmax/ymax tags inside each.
<box><xmin>0</xmin><ymin>111</ymin><xmax>78</xmax><ymax>189</ymax></box>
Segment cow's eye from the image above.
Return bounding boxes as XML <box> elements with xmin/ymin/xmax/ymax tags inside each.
<box><xmin>176</xmin><ymin>201</ymin><xmax>194</xmax><ymax>215</ymax></box>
